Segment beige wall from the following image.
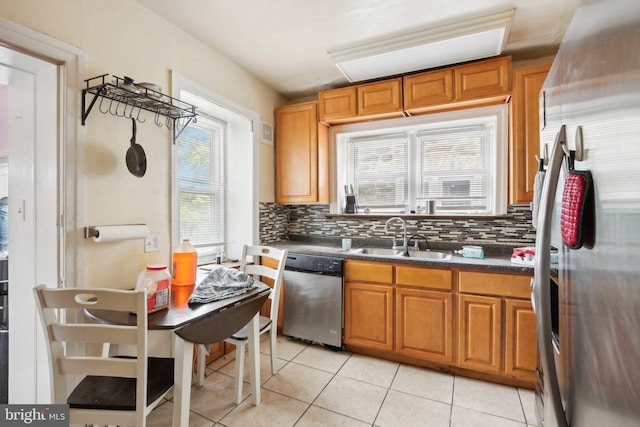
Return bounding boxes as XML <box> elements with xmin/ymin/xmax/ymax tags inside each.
<box><xmin>0</xmin><ymin>0</ymin><xmax>284</xmax><ymax>288</ymax></box>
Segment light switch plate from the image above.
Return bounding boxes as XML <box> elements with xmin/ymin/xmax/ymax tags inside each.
<box><xmin>145</xmin><ymin>234</ymin><xmax>159</xmax><ymax>253</ymax></box>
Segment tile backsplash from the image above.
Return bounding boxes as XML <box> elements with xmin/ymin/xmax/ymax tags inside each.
<box><xmin>260</xmin><ymin>203</ymin><xmax>536</xmax><ymax>249</ymax></box>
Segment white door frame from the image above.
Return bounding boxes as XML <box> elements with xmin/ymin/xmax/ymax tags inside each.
<box><xmin>0</xmin><ymin>17</ymin><xmax>84</xmax><ymax>403</ymax></box>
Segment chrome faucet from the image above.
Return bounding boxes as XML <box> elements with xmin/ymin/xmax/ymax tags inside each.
<box><xmin>385</xmin><ymin>217</ymin><xmax>408</xmax><ymax>254</ymax></box>
<box><xmin>408</xmin><ymin>234</ymin><xmax>429</xmax><ymax>251</ymax></box>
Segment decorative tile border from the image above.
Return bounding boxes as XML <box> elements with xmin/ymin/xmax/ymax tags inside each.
<box><xmin>259</xmin><ymin>203</ymin><xmax>536</xmax><ymax>247</ymax></box>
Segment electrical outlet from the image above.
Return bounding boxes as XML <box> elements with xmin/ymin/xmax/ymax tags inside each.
<box><xmin>145</xmin><ymin>234</ymin><xmax>159</xmax><ymax>253</ymax></box>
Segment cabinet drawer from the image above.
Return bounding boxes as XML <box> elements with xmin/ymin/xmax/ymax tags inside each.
<box><xmin>345</xmin><ymin>260</ymin><xmax>393</xmax><ymax>283</ymax></box>
<box><xmin>458</xmin><ymin>271</ymin><xmax>532</xmax><ymax>298</ymax></box>
<box><xmin>455</xmin><ymin>56</ymin><xmax>511</xmax><ymax>100</ymax></box>
<box><xmin>395</xmin><ymin>266</ymin><xmax>452</xmax><ymax>290</ymax></box>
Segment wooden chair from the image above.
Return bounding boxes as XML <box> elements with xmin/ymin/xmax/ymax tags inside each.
<box><xmin>197</xmin><ymin>245</ymin><xmax>288</xmax><ymax>404</ymax></box>
<box><xmin>34</xmin><ymin>285</ymin><xmax>174</xmax><ymax>427</ymax></box>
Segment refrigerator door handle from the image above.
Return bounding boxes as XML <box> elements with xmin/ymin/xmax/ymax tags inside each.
<box><xmin>534</xmin><ymin>125</ymin><xmax>568</xmax><ymax>427</ymax></box>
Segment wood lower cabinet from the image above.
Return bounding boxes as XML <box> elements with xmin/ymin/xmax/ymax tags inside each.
<box><xmin>510</xmin><ymin>63</ymin><xmax>551</xmax><ymax>204</ymax></box>
<box><xmin>396</xmin><ymin>287</ymin><xmax>453</xmax><ymax>363</ymax></box>
<box><xmin>457</xmin><ymin>270</ymin><xmax>537</xmax><ymax>383</ymax></box>
<box><xmin>344</xmin><ymin>260</ymin><xmax>453</xmax><ymax>363</ymax></box>
<box><xmin>457</xmin><ymin>294</ymin><xmax>502</xmax><ymax>373</ymax></box>
<box><xmin>505</xmin><ymin>298</ymin><xmax>537</xmax><ymax>381</ymax></box>
<box><xmin>343</xmin><ymin>260</ymin><xmax>536</xmax><ymax>387</ymax></box>
<box><xmin>275</xmin><ymin>101</ymin><xmax>329</xmax><ymax>204</ymax></box>
<box><xmin>344</xmin><ymin>281</ymin><xmax>394</xmax><ymax>351</ymax></box>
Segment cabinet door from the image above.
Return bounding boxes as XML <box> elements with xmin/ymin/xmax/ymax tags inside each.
<box><xmin>403</xmin><ymin>69</ymin><xmax>454</xmax><ymax>112</ymax></box>
<box><xmin>396</xmin><ymin>287</ymin><xmax>453</xmax><ymax>363</ymax></box>
<box><xmin>457</xmin><ymin>294</ymin><xmax>502</xmax><ymax>373</ymax></box>
<box><xmin>275</xmin><ymin>101</ymin><xmax>328</xmax><ymax>204</ymax></box>
<box><xmin>318</xmin><ymin>87</ymin><xmax>356</xmax><ymax>123</ymax></box>
<box><xmin>510</xmin><ymin>63</ymin><xmax>551</xmax><ymax>204</ymax></box>
<box><xmin>357</xmin><ymin>78</ymin><xmax>403</xmax><ymax>118</ymax></box>
<box><xmin>455</xmin><ymin>56</ymin><xmax>511</xmax><ymax>100</ymax></box>
<box><xmin>505</xmin><ymin>298</ymin><xmax>537</xmax><ymax>381</ymax></box>
<box><xmin>344</xmin><ymin>282</ymin><xmax>394</xmax><ymax>351</ymax></box>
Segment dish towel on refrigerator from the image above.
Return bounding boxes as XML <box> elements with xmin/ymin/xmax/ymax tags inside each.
<box><xmin>560</xmin><ymin>169</ymin><xmax>593</xmax><ymax>249</ymax></box>
<box><xmin>532</xmin><ymin>157</ymin><xmax>546</xmax><ymax>229</ymax></box>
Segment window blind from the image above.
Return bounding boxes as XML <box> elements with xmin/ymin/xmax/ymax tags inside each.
<box><xmin>178</xmin><ymin>116</ymin><xmax>225</xmax><ymax>253</ymax></box>
<box><xmin>346</xmin><ymin>133</ymin><xmax>408</xmax><ymax>209</ymax></box>
<box><xmin>416</xmin><ymin>125</ymin><xmax>490</xmax><ymax>212</ymax></box>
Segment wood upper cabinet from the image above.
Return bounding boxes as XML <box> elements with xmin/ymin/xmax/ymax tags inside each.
<box><xmin>318</xmin><ymin>87</ymin><xmax>356</xmax><ymax>122</ymax></box>
<box><xmin>396</xmin><ymin>287</ymin><xmax>453</xmax><ymax>363</ymax></box>
<box><xmin>455</xmin><ymin>56</ymin><xmax>511</xmax><ymax>100</ymax></box>
<box><xmin>319</xmin><ymin>57</ymin><xmax>511</xmax><ymax>123</ymax></box>
<box><xmin>403</xmin><ymin>69</ymin><xmax>455</xmax><ymax>112</ymax></box>
<box><xmin>319</xmin><ymin>78</ymin><xmax>403</xmax><ymax>124</ymax></box>
<box><xmin>457</xmin><ymin>294</ymin><xmax>503</xmax><ymax>373</ymax></box>
<box><xmin>275</xmin><ymin>101</ymin><xmax>329</xmax><ymax>204</ymax></box>
<box><xmin>357</xmin><ymin>78</ymin><xmax>403</xmax><ymax>118</ymax></box>
<box><xmin>510</xmin><ymin>63</ymin><xmax>551</xmax><ymax>204</ymax></box>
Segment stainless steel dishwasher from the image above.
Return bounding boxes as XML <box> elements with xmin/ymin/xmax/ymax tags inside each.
<box><xmin>282</xmin><ymin>254</ymin><xmax>343</xmax><ymax>350</ymax></box>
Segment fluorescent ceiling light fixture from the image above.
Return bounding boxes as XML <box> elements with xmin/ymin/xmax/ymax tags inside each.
<box><xmin>328</xmin><ymin>9</ymin><xmax>515</xmax><ymax>82</ymax></box>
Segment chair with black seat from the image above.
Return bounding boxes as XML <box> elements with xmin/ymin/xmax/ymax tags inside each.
<box><xmin>196</xmin><ymin>244</ymin><xmax>287</xmax><ymax>404</ymax></box>
<box><xmin>34</xmin><ymin>285</ymin><xmax>174</xmax><ymax>427</ymax></box>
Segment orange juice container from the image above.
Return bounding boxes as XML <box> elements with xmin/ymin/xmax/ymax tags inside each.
<box><xmin>172</xmin><ymin>239</ymin><xmax>197</xmax><ymax>286</ymax></box>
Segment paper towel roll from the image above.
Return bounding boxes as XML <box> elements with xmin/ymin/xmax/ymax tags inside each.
<box><xmin>92</xmin><ymin>225</ymin><xmax>149</xmax><ymax>242</ymax></box>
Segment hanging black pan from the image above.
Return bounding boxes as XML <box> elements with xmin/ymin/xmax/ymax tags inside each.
<box><xmin>126</xmin><ymin>117</ymin><xmax>146</xmax><ymax>177</ymax></box>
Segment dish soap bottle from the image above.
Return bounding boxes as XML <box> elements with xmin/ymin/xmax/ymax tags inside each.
<box><xmin>172</xmin><ymin>239</ymin><xmax>197</xmax><ymax>286</ymax></box>
<box><xmin>455</xmin><ymin>245</ymin><xmax>485</xmax><ymax>259</ymax></box>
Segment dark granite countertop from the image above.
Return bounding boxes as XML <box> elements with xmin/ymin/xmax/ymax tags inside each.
<box><xmin>268</xmin><ymin>240</ymin><xmax>534</xmax><ymax>274</ymax></box>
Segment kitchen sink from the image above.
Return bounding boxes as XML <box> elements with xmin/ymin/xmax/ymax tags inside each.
<box><xmin>349</xmin><ymin>247</ymin><xmax>452</xmax><ymax>260</ymax></box>
<box><xmin>349</xmin><ymin>247</ymin><xmax>405</xmax><ymax>256</ymax></box>
<box><xmin>405</xmin><ymin>250</ymin><xmax>452</xmax><ymax>260</ymax></box>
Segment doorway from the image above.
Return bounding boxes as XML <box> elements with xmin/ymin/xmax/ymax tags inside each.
<box><xmin>0</xmin><ymin>45</ymin><xmax>59</xmax><ymax>404</ymax></box>
<box><xmin>0</xmin><ymin>16</ymin><xmax>83</xmax><ymax>404</ymax></box>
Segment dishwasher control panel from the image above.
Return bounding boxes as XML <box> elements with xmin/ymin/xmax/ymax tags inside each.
<box><xmin>284</xmin><ymin>254</ymin><xmax>343</xmax><ymax>276</ymax></box>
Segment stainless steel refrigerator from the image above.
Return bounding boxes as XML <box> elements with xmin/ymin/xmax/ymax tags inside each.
<box><xmin>533</xmin><ymin>0</ymin><xmax>640</xmax><ymax>426</ymax></box>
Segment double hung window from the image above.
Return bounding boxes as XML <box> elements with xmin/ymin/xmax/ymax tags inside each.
<box><xmin>335</xmin><ymin>104</ymin><xmax>507</xmax><ymax>215</ymax></box>
<box><xmin>177</xmin><ymin>115</ymin><xmax>225</xmax><ymax>262</ymax></box>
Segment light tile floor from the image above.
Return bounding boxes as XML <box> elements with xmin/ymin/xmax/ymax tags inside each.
<box><xmin>148</xmin><ymin>335</ymin><xmax>539</xmax><ymax>427</ymax></box>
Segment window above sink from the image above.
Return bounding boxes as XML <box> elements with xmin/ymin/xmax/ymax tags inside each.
<box><xmin>331</xmin><ymin>104</ymin><xmax>508</xmax><ymax>216</ymax></box>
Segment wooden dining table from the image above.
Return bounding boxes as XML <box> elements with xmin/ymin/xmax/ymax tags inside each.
<box><xmin>86</xmin><ymin>278</ymin><xmax>272</xmax><ymax>427</ymax></box>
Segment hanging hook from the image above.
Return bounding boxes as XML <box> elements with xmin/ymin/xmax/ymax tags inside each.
<box><xmin>124</xmin><ymin>102</ymin><xmax>134</xmax><ymax>119</ymax></box>
<box><xmin>165</xmin><ymin>115</ymin><xmax>174</xmax><ymax>130</ymax></box>
<box><xmin>135</xmin><ymin>105</ymin><xmax>146</xmax><ymax>123</ymax></box>
<box><xmin>115</xmin><ymin>98</ymin><xmax>127</xmax><ymax>117</ymax></box>
<box><xmin>108</xmin><ymin>98</ymin><xmax>119</xmax><ymax>116</ymax></box>
<box><xmin>99</xmin><ymin>95</ymin><xmax>110</xmax><ymax>114</ymax></box>
<box><xmin>154</xmin><ymin>110</ymin><xmax>163</xmax><ymax>127</ymax></box>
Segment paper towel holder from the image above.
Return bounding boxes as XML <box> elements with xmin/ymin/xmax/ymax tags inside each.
<box><xmin>84</xmin><ymin>224</ymin><xmax>147</xmax><ymax>239</ymax></box>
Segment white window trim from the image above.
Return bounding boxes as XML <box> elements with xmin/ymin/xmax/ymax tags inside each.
<box><xmin>330</xmin><ymin>104</ymin><xmax>508</xmax><ymax>215</ymax></box>
<box><xmin>171</xmin><ymin>72</ymin><xmax>260</xmax><ymax>262</ymax></box>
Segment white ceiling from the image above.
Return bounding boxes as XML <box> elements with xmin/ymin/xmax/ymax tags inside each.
<box><xmin>137</xmin><ymin>0</ymin><xmax>581</xmax><ymax>100</ymax></box>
